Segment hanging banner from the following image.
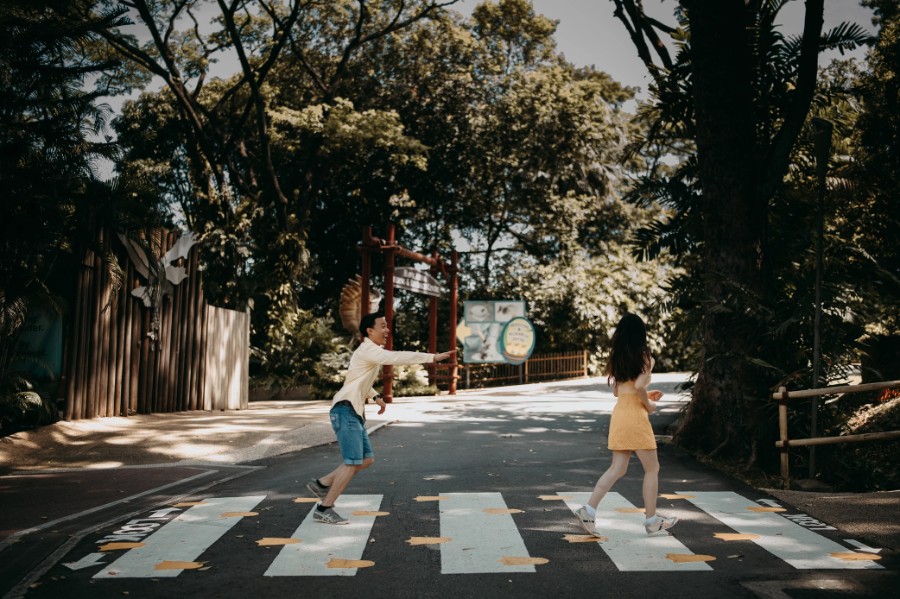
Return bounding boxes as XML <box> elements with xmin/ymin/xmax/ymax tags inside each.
<box><xmin>461</xmin><ymin>300</ymin><xmax>527</xmax><ymax>363</ymax></box>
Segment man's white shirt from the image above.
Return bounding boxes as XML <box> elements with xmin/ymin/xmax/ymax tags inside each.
<box><xmin>332</xmin><ymin>337</ymin><xmax>435</xmax><ymax>418</ymax></box>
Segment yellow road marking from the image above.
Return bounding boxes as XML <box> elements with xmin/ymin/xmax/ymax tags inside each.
<box><xmin>256</xmin><ymin>538</ymin><xmax>301</xmax><ymax>546</ymax></box>
<box><xmin>326</xmin><ymin>558</ymin><xmax>375</xmax><ymax>569</ymax></box>
<box><xmin>714</xmin><ymin>533</ymin><xmax>760</xmax><ymax>541</ymax></box>
<box><xmin>831</xmin><ymin>552</ymin><xmax>881</xmax><ymax>561</ymax></box>
<box><xmin>563</xmin><ymin>534</ymin><xmax>607</xmax><ymax>543</ymax></box>
<box><xmin>99</xmin><ymin>542</ymin><xmax>145</xmax><ymax>551</ymax></box>
<box><xmin>499</xmin><ymin>556</ymin><xmax>549</xmax><ymax>566</ymax></box>
<box><xmin>154</xmin><ymin>560</ymin><xmax>204</xmax><ymax>570</ymax></box>
<box><xmin>406</xmin><ymin>536</ymin><xmax>452</xmax><ymax>545</ymax></box>
<box><xmin>666</xmin><ymin>554</ymin><xmax>716</xmax><ymax>563</ymax></box>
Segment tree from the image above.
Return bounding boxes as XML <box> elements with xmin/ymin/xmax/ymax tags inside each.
<box><xmin>609</xmin><ymin>0</ymin><xmax>871</xmax><ymax>464</ymax></box>
<box><xmin>0</xmin><ymin>0</ymin><xmax>162</xmax><ymax>429</ymax></box>
<box><xmin>846</xmin><ymin>1</ymin><xmax>900</xmax><ymax>379</ymax></box>
<box><xmin>69</xmin><ymin>0</ymin><xmax>457</xmax><ymax>311</ymax></box>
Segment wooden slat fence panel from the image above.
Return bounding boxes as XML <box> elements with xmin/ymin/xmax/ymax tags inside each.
<box><xmin>62</xmin><ymin>228</ymin><xmax>242</xmax><ymax>420</ymax></box>
<box><xmin>204</xmin><ymin>306</ymin><xmax>249</xmax><ymax>410</ymax></box>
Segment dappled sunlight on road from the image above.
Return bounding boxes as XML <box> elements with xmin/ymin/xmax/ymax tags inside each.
<box><xmin>0</xmin><ymin>401</ymin><xmax>336</xmax><ymax>472</ymax></box>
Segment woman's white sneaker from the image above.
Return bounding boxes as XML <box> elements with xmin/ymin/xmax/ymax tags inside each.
<box><xmin>645</xmin><ymin>514</ymin><xmax>677</xmax><ymax>535</ymax></box>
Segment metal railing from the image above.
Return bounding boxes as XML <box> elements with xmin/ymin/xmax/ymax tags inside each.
<box><xmin>773</xmin><ymin>379</ymin><xmax>900</xmax><ymax>488</ymax></box>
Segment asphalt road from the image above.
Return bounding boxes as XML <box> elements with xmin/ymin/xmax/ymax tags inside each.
<box><xmin>7</xmin><ymin>385</ymin><xmax>898</xmax><ymax>599</ymax></box>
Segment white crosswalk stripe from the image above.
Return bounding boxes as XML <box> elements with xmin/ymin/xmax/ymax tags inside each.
<box><xmin>683</xmin><ymin>491</ymin><xmax>883</xmax><ymax>570</ymax></box>
<box><xmin>265</xmin><ymin>494</ymin><xmax>383</xmax><ymax>577</ymax></box>
<box><xmin>94</xmin><ymin>496</ymin><xmax>266</xmax><ymax>579</ymax></box>
<box><xmin>560</xmin><ymin>492</ymin><xmax>713</xmax><ymax>571</ymax></box>
<box><xmin>439</xmin><ymin>492</ymin><xmax>537</xmax><ymax>574</ymax></box>
<box><xmin>82</xmin><ymin>491</ymin><xmax>882</xmax><ymax>578</ymax></box>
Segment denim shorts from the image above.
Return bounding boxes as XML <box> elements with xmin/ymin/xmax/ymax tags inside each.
<box><xmin>330</xmin><ymin>402</ymin><xmax>373</xmax><ymax>465</ymax></box>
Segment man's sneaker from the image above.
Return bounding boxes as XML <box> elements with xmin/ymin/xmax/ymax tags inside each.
<box><xmin>575</xmin><ymin>506</ymin><xmax>603</xmax><ymax>538</ymax></box>
<box><xmin>645</xmin><ymin>514</ymin><xmax>678</xmax><ymax>535</ymax></box>
<box><xmin>313</xmin><ymin>506</ymin><xmax>349</xmax><ymax>525</ymax></box>
<box><xmin>306</xmin><ymin>478</ymin><xmax>328</xmax><ymax>500</ymax></box>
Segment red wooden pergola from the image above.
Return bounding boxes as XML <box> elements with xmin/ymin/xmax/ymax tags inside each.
<box><xmin>359</xmin><ymin>224</ymin><xmax>458</xmax><ymax>401</ymax></box>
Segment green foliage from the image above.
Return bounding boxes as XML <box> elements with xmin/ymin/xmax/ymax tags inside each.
<box><xmin>0</xmin><ymin>0</ymin><xmax>167</xmax><ymax>424</ymax></box>
<box><xmin>817</xmin><ymin>395</ymin><xmax>900</xmax><ymax>491</ymax></box>
<box><xmin>310</xmin><ymin>346</ymin><xmax>353</xmax><ymax>399</ymax></box>
<box><xmin>392</xmin><ymin>364</ymin><xmax>440</xmax><ymax>397</ymax></box>
<box><xmin>0</xmin><ymin>375</ymin><xmax>58</xmax><ymax>436</ymax></box>
<box><xmin>624</xmin><ymin>1</ymin><xmax>874</xmax><ymax>389</ymax></box>
<box><xmin>107</xmin><ymin>0</ymin><xmax>658</xmax><ymax>392</ymax></box>
<box><xmin>252</xmin><ymin>290</ymin><xmax>344</xmax><ymax>391</ymax></box>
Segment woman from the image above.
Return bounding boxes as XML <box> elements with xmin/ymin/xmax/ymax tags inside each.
<box><xmin>576</xmin><ymin>313</ymin><xmax>678</xmax><ymax>537</ymax></box>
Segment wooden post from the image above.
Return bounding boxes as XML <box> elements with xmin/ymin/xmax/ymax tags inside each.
<box><xmin>360</xmin><ymin>226</ymin><xmax>372</xmax><ymax>326</ymax></box>
<box><xmin>583</xmin><ymin>349</ymin><xmax>589</xmax><ymax>377</ymax></box>
<box><xmin>382</xmin><ymin>224</ymin><xmax>396</xmax><ymax>402</ymax></box>
<box><xmin>427</xmin><ymin>252</ymin><xmax>439</xmax><ymax>386</ymax></box>
<box><xmin>777</xmin><ymin>386</ymin><xmax>790</xmax><ymax>489</ymax></box>
<box><xmin>448</xmin><ymin>250</ymin><xmax>458</xmax><ymax>395</ymax></box>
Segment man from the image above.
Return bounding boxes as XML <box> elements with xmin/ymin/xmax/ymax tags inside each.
<box><xmin>307</xmin><ymin>312</ymin><xmax>456</xmax><ymax>524</ymax></box>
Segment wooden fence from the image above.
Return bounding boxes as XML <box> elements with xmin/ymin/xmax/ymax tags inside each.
<box><xmin>773</xmin><ymin>380</ymin><xmax>900</xmax><ymax>489</ymax></box>
<box><xmin>433</xmin><ymin>350</ymin><xmax>589</xmax><ymax>390</ymax></box>
<box><xmin>62</xmin><ymin>229</ymin><xmax>248</xmax><ymax>420</ymax></box>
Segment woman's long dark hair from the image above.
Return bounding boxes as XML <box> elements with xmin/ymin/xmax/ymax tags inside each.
<box><xmin>605</xmin><ymin>313</ymin><xmax>651</xmax><ymax>385</ymax></box>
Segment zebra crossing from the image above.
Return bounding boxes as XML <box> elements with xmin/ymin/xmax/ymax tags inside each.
<box><xmin>87</xmin><ymin>490</ymin><xmax>883</xmax><ymax>579</ymax></box>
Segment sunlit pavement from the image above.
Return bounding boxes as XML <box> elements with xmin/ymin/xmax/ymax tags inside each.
<box><xmin>1</xmin><ymin>375</ymin><xmax>897</xmax><ymax>599</ymax></box>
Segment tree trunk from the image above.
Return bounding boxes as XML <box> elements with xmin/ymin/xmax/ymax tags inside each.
<box><xmin>674</xmin><ymin>1</ymin><xmax>767</xmax><ymax>459</ymax></box>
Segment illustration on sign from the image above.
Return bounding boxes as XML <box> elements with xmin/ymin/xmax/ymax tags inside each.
<box><xmin>460</xmin><ymin>301</ymin><xmax>527</xmax><ymax>363</ymax></box>
<box><xmin>499</xmin><ymin>317</ymin><xmax>536</xmax><ymax>364</ymax></box>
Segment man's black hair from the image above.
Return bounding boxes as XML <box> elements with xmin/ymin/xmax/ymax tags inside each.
<box><xmin>359</xmin><ymin>312</ymin><xmax>384</xmax><ymax>338</ymax></box>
